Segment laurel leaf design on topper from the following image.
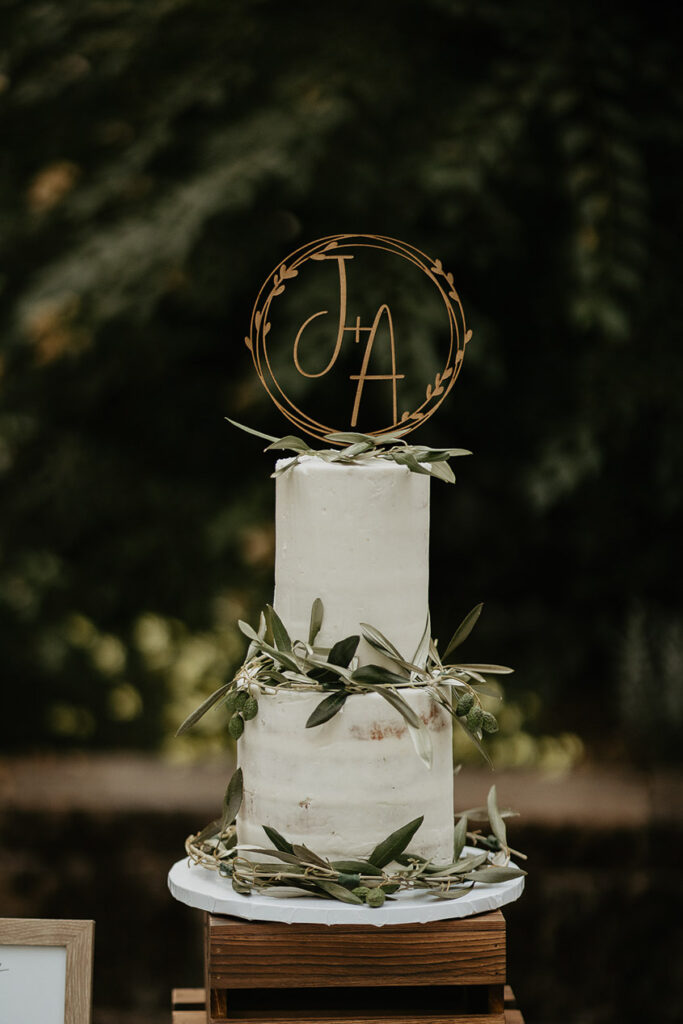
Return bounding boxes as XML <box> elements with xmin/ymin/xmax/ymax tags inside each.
<box><xmin>244</xmin><ymin>234</ymin><xmax>470</xmax><ymax>443</ymax></box>
<box><xmin>427</xmin><ymin>363</ymin><xmax>454</xmax><ymax>401</ymax></box>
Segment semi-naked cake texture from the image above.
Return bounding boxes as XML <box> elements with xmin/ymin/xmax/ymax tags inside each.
<box><xmin>236</xmin><ymin>457</ymin><xmax>455</xmax><ymax>863</ymax></box>
<box><xmin>274</xmin><ymin>456</ymin><xmax>430</xmax><ymax>667</ymax></box>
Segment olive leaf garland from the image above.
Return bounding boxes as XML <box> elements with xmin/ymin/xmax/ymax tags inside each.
<box><xmin>176</xmin><ymin>599</ymin><xmax>512</xmax><ymax>769</ymax></box>
<box><xmin>184</xmin><ymin>770</ymin><xmax>526</xmax><ymax>907</ymax></box>
<box><xmin>226</xmin><ymin>418</ymin><xmax>471</xmax><ymax>484</ymax></box>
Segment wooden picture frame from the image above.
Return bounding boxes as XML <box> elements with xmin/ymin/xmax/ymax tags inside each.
<box><xmin>0</xmin><ymin>918</ymin><xmax>94</xmax><ymax>1024</ymax></box>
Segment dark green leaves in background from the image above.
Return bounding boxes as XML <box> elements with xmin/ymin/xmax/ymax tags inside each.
<box><xmin>0</xmin><ymin>0</ymin><xmax>681</xmax><ymax>760</ymax></box>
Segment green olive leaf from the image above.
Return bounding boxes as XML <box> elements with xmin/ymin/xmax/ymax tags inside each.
<box><xmin>359</xmin><ymin>623</ymin><xmax>404</xmax><ymax>661</ymax></box>
<box><xmin>266</xmin><ymin>604</ymin><xmax>292</xmax><ymax>653</ymax></box>
<box><xmin>424</xmin><ymin>855</ymin><xmax>487</xmax><ymax>876</ymax></box>
<box><xmin>424</xmin><ymin>885</ymin><xmax>474</xmax><ymax>901</ymax></box>
<box><xmin>308</xmin><ymin>598</ymin><xmax>324</xmax><ymax>645</ymax></box>
<box><xmin>351</xmin><ymin>664</ymin><xmax>410</xmax><ymax>688</ymax></box>
<box><xmin>369</xmin><ymin>816</ymin><xmax>424</xmax><ymax>868</ymax></box>
<box><xmin>225</xmin><ymin>418</ymin><xmax>279</xmax><ymax>443</ymax></box>
<box><xmin>464</xmin><ymin>865</ymin><xmax>526</xmax><ymax>882</ymax></box>
<box><xmin>330</xmin><ymin>859</ymin><xmax>383</xmax><ymax>875</ymax></box>
<box><xmin>262</xmin><ymin>826</ymin><xmax>294</xmax><ymax>854</ymax></box>
<box><xmin>220</xmin><ymin>767</ymin><xmax>243</xmax><ymax>829</ymax></box>
<box><xmin>487</xmin><ymin>784</ymin><xmax>509</xmax><ymax>852</ymax></box>
<box><xmin>313</xmin><ymin>880</ymin><xmax>364</xmax><ymax>904</ymax></box>
<box><xmin>175</xmin><ymin>682</ymin><xmax>231</xmax><ymax>736</ymax></box>
<box><xmin>453</xmin><ymin>814</ymin><xmax>468</xmax><ymax>861</ymax></box>
<box><xmin>238</xmin><ymin>619</ymin><xmax>260</xmax><ymax>642</ymax></box>
<box><xmin>256</xmin><ymin>639</ymin><xmax>300</xmax><ymax>672</ymax></box>
<box><xmin>327</xmin><ymin>634</ymin><xmax>360</xmax><ymax>668</ymax></box>
<box><xmin>360</xmin><ymin>632</ymin><xmax>421</xmax><ymax>674</ymax></box>
<box><xmin>271</xmin><ymin>459</ymin><xmax>299</xmax><ymax>477</ymax></box>
<box><xmin>457</xmin><ymin>663</ymin><xmax>514</xmax><ymax>674</ymax></box>
<box><xmin>447</xmin><ymin>851</ymin><xmax>489</xmax><ymax>873</ymax></box>
<box><xmin>341</xmin><ymin>441</ymin><xmax>375</xmax><ymax>457</ymax></box>
<box><xmin>426</xmin><ymin>460</ymin><xmax>456</xmax><ymax>484</ymax></box>
<box><xmin>373</xmin><ymin>431</ymin><xmax>409</xmax><ymax>443</ymax></box>
<box><xmin>264</xmin><ymin>886</ymin><xmax>320</xmax><ymax>898</ymax></box>
<box><xmin>195</xmin><ymin>818</ymin><xmax>222</xmax><ymax>844</ymax></box>
<box><xmin>291</xmin><ymin>844</ymin><xmax>329</xmax><ymax>869</ymax></box>
<box><xmin>356</xmin><ymin>681</ymin><xmax>421</xmax><ymax>731</ymax></box>
<box><xmin>324</xmin><ymin>431</ymin><xmax>375</xmax><ymax>444</ymax></box>
<box><xmin>443</xmin><ymin>603</ymin><xmax>484</xmax><ymax>661</ymax></box>
<box><xmin>306</xmin><ymin>690</ymin><xmax>348</xmax><ymax>728</ymax></box>
<box><xmin>390</xmin><ymin>450</ymin><xmax>432</xmax><ymax>475</ymax></box>
<box><xmin>265</xmin><ymin>435</ymin><xmax>311</xmax><ymax>453</ymax></box>
<box><xmin>243</xmin><ymin>847</ymin><xmax>304</xmax><ymax>865</ymax></box>
<box><xmin>423</xmin><ymin>447</ymin><xmax>471</xmax><ymax>459</ymax></box>
<box><xmin>415</xmin><ymin>449</ymin><xmax>448</xmax><ymax>462</ymax></box>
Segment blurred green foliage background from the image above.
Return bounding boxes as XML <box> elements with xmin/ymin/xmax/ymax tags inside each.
<box><xmin>1</xmin><ymin>0</ymin><xmax>681</xmax><ymax>765</ymax></box>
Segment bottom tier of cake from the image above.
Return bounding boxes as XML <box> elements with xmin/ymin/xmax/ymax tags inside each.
<box><xmin>236</xmin><ymin>688</ymin><xmax>454</xmax><ymax>863</ymax></box>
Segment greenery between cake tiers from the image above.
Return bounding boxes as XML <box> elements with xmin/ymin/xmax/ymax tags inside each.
<box><xmin>184</xmin><ymin>769</ymin><xmax>526</xmax><ymax>907</ymax></box>
<box><xmin>176</xmin><ymin>599</ymin><xmax>513</xmax><ymax>768</ymax></box>
<box><xmin>226</xmin><ymin>418</ymin><xmax>471</xmax><ymax>484</ymax></box>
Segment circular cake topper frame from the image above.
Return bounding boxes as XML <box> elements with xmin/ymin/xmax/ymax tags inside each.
<box><xmin>245</xmin><ymin>233</ymin><xmax>472</xmax><ymax>442</ymax></box>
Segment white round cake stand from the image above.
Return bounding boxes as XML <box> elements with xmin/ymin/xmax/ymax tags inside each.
<box><xmin>168</xmin><ymin>850</ymin><xmax>524</xmax><ymax>927</ymax></box>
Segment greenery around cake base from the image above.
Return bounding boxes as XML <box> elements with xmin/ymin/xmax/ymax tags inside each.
<box><xmin>176</xmin><ymin>599</ymin><xmax>512</xmax><ymax>768</ymax></box>
<box><xmin>178</xmin><ymin>601</ymin><xmax>524</xmax><ymax>905</ymax></box>
<box><xmin>185</xmin><ymin>767</ymin><xmax>526</xmax><ymax>907</ymax></box>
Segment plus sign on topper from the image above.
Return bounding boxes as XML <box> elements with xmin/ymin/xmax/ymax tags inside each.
<box><xmin>245</xmin><ymin>234</ymin><xmax>472</xmax><ymax>441</ymax></box>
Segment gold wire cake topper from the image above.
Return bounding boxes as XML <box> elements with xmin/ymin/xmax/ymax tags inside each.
<box><xmin>245</xmin><ymin>234</ymin><xmax>471</xmax><ymax>442</ymax></box>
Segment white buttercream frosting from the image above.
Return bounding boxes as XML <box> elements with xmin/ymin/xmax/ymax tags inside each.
<box><xmin>273</xmin><ymin>456</ymin><xmax>430</xmax><ymax>667</ymax></box>
<box><xmin>236</xmin><ymin>687</ymin><xmax>454</xmax><ymax>862</ymax></box>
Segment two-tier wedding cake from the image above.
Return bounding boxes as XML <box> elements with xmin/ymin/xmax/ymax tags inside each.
<box><xmin>173</xmin><ymin>236</ymin><xmax>524</xmax><ymax>910</ymax></box>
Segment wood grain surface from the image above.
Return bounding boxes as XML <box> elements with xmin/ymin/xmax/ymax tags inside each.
<box><xmin>206</xmin><ymin>911</ymin><xmax>506</xmax><ymax>989</ymax></box>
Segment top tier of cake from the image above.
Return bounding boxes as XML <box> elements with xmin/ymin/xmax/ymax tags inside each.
<box><xmin>273</xmin><ymin>456</ymin><xmax>430</xmax><ymax>664</ymax></box>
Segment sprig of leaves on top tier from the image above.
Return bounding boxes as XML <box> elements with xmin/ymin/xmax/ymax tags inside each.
<box><xmin>176</xmin><ymin>599</ymin><xmax>512</xmax><ymax>769</ymax></box>
<box><xmin>184</xmin><ymin>768</ymin><xmax>526</xmax><ymax>907</ymax></box>
<box><xmin>226</xmin><ymin>418</ymin><xmax>471</xmax><ymax>484</ymax></box>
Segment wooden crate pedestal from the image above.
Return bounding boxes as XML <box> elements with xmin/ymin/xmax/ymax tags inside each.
<box><xmin>172</xmin><ymin>909</ymin><xmax>524</xmax><ymax>1024</ymax></box>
